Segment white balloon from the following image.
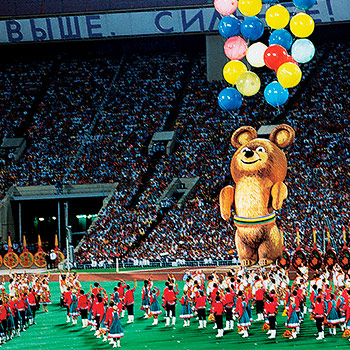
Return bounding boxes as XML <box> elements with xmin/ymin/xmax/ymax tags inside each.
<box><xmin>246</xmin><ymin>42</ymin><xmax>268</xmax><ymax>68</ymax></box>
<box><xmin>291</xmin><ymin>39</ymin><xmax>315</xmax><ymax>64</ymax></box>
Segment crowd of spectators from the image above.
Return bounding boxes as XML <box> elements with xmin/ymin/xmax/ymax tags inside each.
<box><xmin>128</xmin><ymin>43</ymin><xmax>349</xmax><ymax>263</ymax></box>
<box><xmin>67</xmin><ymin>54</ymin><xmax>188</xmax><ymax>185</ymax></box>
<box><xmin>76</xmin><ymin>190</ymin><xmax>157</xmax><ymax>264</ymax></box>
<box><xmin>0</xmin><ymin>41</ymin><xmax>348</xmax><ymax>266</ymax></box>
<box><xmin>0</xmin><ymin>57</ymin><xmax>119</xmax><ymax>197</ymax></box>
<box><xmin>0</xmin><ymin>61</ymin><xmax>51</xmax><ymax>166</ymax></box>
<box><xmin>280</xmin><ymin>42</ymin><xmax>350</xmax><ymax>253</ymax></box>
<box><xmin>0</xmin><ymin>53</ymin><xmax>190</xmax><ymax>264</ymax></box>
<box><xmin>74</xmin><ymin>54</ymin><xmax>189</xmax><ymax>264</ymax></box>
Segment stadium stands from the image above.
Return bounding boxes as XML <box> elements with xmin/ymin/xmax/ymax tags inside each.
<box><xmin>0</xmin><ymin>60</ymin><xmax>51</xmax><ymax>165</ymax></box>
<box><xmin>76</xmin><ymin>42</ymin><xmax>349</xmax><ymax>266</ymax></box>
<box><xmin>280</xmin><ymin>42</ymin><xmax>350</xmax><ymax>253</ymax></box>
<box><xmin>0</xmin><ymin>57</ymin><xmax>119</xmax><ymax>196</ymax></box>
<box><xmin>0</xmin><ymin>39</ymin><xmax>348</xmax><ymax>267</ymax></box>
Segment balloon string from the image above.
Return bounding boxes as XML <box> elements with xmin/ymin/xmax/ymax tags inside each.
<box><xmin>228</xmin><ymin>111</ymin><xmax>236</xmax><ymax>119</ymax></box>
<box><xmin>296</xmin><ymin>227</ymin><xmax>300</xmax><ymax>246</ymax></box>
<box><xmin>313</xmin><ymin>228</ymin><xmax>316</xmax><ymax>245</ymax></box>
<box><xmin>327</xmin><ymin>227</ymin><xmax>330</xmax><ymax>244</ymax></box>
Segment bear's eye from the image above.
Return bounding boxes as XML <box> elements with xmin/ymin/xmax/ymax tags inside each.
<box><xmin>241</xmin><ymin>147</ymin><xmax>250</xmax><ymax>153</ymax></box>
<box><xmin>256</xmin><ymin>146</ymin><xmax>266</xmax><ymax>153</ymax></box>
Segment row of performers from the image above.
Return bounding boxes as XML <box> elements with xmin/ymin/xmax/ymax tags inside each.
<box><xmin>61</xmin><ymin>279</ymin><xmax>135</xmax><ymax>348</ymax></box>
<box><xmin>59</xmin><ymin>270</ymin><xmax>350</xmax><ymax>347</ymax></box>
<box><xmin>0</xmin><ymin>272</ymin><xmax>52</xmax><ymax>346</ymax></box>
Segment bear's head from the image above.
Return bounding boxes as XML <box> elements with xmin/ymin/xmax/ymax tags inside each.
<box><xmin>230</xmin><ymin>124</ymin><xmax>295</xmax><ymax>183</ymax></box>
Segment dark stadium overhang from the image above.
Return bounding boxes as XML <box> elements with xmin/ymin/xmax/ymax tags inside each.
<box><xmin>10</xmin><ymin>183</ymin><xmax>116</xmax><ymax>201</ymax></box>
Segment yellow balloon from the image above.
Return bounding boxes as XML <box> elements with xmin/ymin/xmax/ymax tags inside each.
<box><xmin>290</xmin><ymin>13</ymin><xmax>315</xmax><ymax>38</ymax></box>
<box><xmin>238</xmin><ymin>0</ymin><xmax>262</xmax><ymax>17</ymax></box>
<box><xmin>236</xmin><ymin>71</ymin><xmax>261</xmax><ymax>96</ymax></box>
<box><xmin>277</xmin><ymin>62</ymin><xmax>302</xmax><ymax>88</ymax></box>
<box><xmin>265</xmin><ymin>4</ymin><xmax>290</xmax><ymax>29</ymax></box>
<box><xmin>223</xmin><ymin>60</ymin><xmax>248</xmax><ymax>85</ymax></box>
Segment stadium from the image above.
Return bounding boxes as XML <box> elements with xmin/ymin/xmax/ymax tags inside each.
<box><xmin>0</xmin><ymin>0</ymin><xmax>349</xmax><ymax>349</ymax></box>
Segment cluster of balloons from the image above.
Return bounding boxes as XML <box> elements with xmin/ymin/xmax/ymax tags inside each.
<box><xmin>215</xmin><ymin>0</ymin><xmax>317</xmax><ymax>111</ymax></box>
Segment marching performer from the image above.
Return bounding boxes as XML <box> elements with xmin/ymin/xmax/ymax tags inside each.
<box><xmin>313</xmin><ymin>296</ymin><xmax>325</xmax><ymax>340</ymax></box>
<box><xmin>69</xmin><ymin>291</ymin><xmax>80</xmax><ymax>325</ymax></box>
<box><xmin>141</xmin><ymin>279</ymin><xmax>152</xmax><ymax>318</ymax></box>
<box><xmin>285</xmin><ymin>296</ymin><xmax>300</xmax><ymax>339</ymax></box>
<box><xmin>124</xmin><ymin>280</ymin><xmax>137</xmax><ymax>324</ymax></box>
<box><xmin>164</xmin><ymin>284</ymin><xmax>180</xmax><ymax>327</ymax></box>
<box><xmin>78</xmin><ymin>289</ymin><xmax>90</xmax><ymax>328</ymax></box>
<box><xmin>265</xmin><ymin>295</ymin><xmax>277</xmax><ymax>339</ymax></box>
<box><xmin>179</xmin><ymin>289</ymin><xmax>193</xmax><ymax>327</ymax></box>
<box><xmin>150</xmin><ymin>286</ymin><xmax>162</xmax><ymax>326</ymax></box>
<box><xmin>108</xmin><ymin>305</ymin><xmax>124</xmax><ymax>348</ymax></box>
<box><xmin>196</xmin><ymin>290</ymin><xmax>207</xmax><ymax>329</ymax></box>
<box><xmin>236</xmin><ymin>291</ymin><xmax>251</xmax><ymax>338</ymax></box>
<box><xmin>223</xmin><ymin>287</ymin><xmax>235</xmax><ymax>330</ymax></box>
<box><xmin>213</xmin><ymin>295</ymin><xmax>224</xmax><ymax>338</ymax></box>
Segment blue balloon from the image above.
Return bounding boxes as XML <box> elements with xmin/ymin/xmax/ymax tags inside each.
<box><xmin>240</xmin><ymin>16</ymin><xmax>264</xmax><ymax>41</ymax></box>
<box><xmin>264</xmin><ymin>81</ymin><xmax>289</xmax><ymax>107</ymax></box>
<box><xmin>218</xmin><ymin>16</ymin><xmax>241</xmax><ymax>39</ymax></box>
<box><xmin>218</xmin><ymin>88</ymin><xmax>242</xmax><ymax>111</ymax></box>
<box><xmin>269</xmin><ymin>29</ymin><xmax>293</xmax><ymax>50</ymax></box>
<box><xmin>292</xmin><ymin>0</ymin><xmax>316</xmax><ymax>10</ymax></box>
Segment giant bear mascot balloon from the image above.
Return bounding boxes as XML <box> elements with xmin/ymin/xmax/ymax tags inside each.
<box><xmin>220</xmin><ymin>124</ymin><xmax>295</xmax><ymax>267</ymax></box>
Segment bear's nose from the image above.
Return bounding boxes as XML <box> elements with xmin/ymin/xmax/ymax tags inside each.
<box><xmin>244</xmin><ymin>149</ymin><xmax>254</xmax><ymax>158</ymax></box>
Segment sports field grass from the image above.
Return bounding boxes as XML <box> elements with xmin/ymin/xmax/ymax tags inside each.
<box><xmin>4</xmin><ymin>281</ymin><xmax>349</xmax><ymax>350</ymax></box>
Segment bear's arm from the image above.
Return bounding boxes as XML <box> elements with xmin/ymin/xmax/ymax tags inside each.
<box><xmin>271</xmin><ymin>182</ymin><xmax>288</xmax><ymax>210</ymax></box>
<box><xmin>219</xmin><ymin>185</ymin><xmax>234</xmax><ymax>221</ymax></box>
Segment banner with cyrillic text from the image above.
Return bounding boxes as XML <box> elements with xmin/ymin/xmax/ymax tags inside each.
<box><xmin>0</xmin><ymin>0</ymin><xmax>348</xmax><ymax>43</ymax></box>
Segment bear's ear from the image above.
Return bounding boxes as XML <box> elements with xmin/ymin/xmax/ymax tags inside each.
<box><xmin>269</xmin><ymin>124</ymin><xmax>295</xmax><ymax>148</ymax></box>
<box><xmin>231</xmin><ymin>126</ymin><xmax>257</xmax><ymax>148</ymax></box>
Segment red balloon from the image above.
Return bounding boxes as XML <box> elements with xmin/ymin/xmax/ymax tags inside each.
<box><xmin>274</xmin><ymin>55</ymin><xmax>299</xmax><ymax>73</ymax></box>
<box><xmin>284</xmin><ymin>55</ymin><xmax>299</xmax><ymax>66</ymax></box>
<box><xmin>264</xmin><ymin>44</ymin><xmax>288</xmax><ymax>71</ymax></box>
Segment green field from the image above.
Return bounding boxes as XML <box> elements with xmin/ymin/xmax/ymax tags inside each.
<box><xmin>4</xmin><ymin>281</ymin><xmax>349</xmax><ymax>350</ymax></box>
